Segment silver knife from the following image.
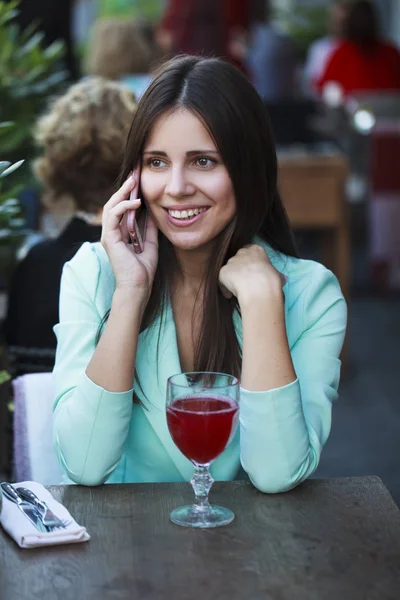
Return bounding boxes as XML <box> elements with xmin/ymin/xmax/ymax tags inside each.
<box><xmin>1</xmin><ymin>482</ymin><xmax>48</xmax><ymax>533</ymax></box>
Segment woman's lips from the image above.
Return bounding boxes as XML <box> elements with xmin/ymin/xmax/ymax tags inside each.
<box><xmin>164</xmin><ymin>207</ymin><xmax>210</xmax><ymax>228</ymax></box>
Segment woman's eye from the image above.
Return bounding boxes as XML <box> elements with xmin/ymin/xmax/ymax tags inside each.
<box><xmin>196</xmin><ymin>157</ymin><xmax>215</xmax><ymax>168</ymax></box>
<box><xmin>148</xmin><ymin>158</ymin><xmax>166</xmax><ymax>168</ymax></box>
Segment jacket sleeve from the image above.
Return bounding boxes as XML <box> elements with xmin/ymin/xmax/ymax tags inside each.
<box><xmin>52</xmin><ymin>243</ymin><xmax>133</xmax><ymax>486</ymax></box>
<box><xmin>240</xmin><ymin>267</ymin><xmax>347</xmax><ymax>493</ymax></box>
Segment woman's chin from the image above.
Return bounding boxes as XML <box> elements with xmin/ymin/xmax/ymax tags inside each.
<box><xmin>165</xmin><ymin>231</ymin><xmax>212</xmax><ymax>252</ymax></box>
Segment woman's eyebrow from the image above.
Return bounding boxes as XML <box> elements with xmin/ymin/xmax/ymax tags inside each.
<box><xmin>143</xmin><ymin>149</ymin><xmax>219</xmax><ymax>156</ymax></box>
<box><xmin>186</xmin><ymin>150</ymin><xmax>219</xmax><ymax>156</ymax></box>
<box><xmin>143</xmin><ymin>150</ymin><xmax>167</xmax><ymax>155</ymax></box>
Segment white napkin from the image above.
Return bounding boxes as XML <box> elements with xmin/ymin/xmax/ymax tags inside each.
<box><xmin>0</xmin><ymin>481</ymin><xmax>90</xmax><ymax>549</ymax></box>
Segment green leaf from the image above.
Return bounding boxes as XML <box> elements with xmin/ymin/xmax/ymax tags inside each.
<box><xmin>6</xmin><ymin>21</ymin><xmax>19</xmax><ymax>42</ymax></box>
<box><xmin>44</xmin><ymin>40</ymin><xmax>65</xmax><ymax>60</ymax></box>
<box><xmin>10</xmin><ymin>217</ymin><xmax>25</xmax><ymax>227</ymax></box>
<box><xmin>0</xmin><ymin>8</ymin><xmax>18</xmax><ymax>27</ymax></box>
<box><xmin>0</xmin><ymin>370</ymin><xmax>11</xmax><ymax>385</ymax></box>
<box><xmin>19</xmin><ymin>20</ymin><xmax>40</xmax><ymax>42</ymax></box>
<box><xmin>0</xmin><ymin>189</ymin><xmax>23</xmax><ymax>204</ymax></box>
<box><xmin>0</xmin><ymin>159</ymin><xmax>24</xmax><ymax>178</ymax></box>
<box><xmin>23</xmin><ymin>65</ymin><xmax>46</xmax><ymax>84</ymax></box>
<box><xmin>0</xmin><ymin>161</ymin><xmax>11</xmax><ymax>175</ymax></box>
<box><xmin>0</xmin><ymin>0</ymin><xmax>66</xmax><ymax>188</ymax></box>
<box><xmin>2</xmin><ymin>198</ymin><xmax>21</xmax><ymax>207</ymax></box>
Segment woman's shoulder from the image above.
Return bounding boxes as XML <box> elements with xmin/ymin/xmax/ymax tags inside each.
<box><xmin>66</xmin><ymin>241</ymin><xmax>109</xmax><ymax>273</ymax></box>
<box><xmin>257</xmin><ymin>240</ymin><xmax>344</xmax><ymax>302</ymax></box>
<box><xmin>286</xmin><ymin>255</ymin><xmax>341</xmax><ymax>294</ymax></box>
<box><xmin>257</xmin><ymin>239</ymin><xmax>331</xmax><ymax>278</ymax></box>
<box><xmin>63</xmin><ymin>241</ymin><xmax>115</xmax><ymax>305</ymax></box>
<box><xmin>285</xmin><ymin>257</ymin><xmax>346</xmax><ymax>331</ymax></box>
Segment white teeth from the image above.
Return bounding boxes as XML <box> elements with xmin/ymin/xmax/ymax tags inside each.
<box><xmin>168</xmin><ymin>207</ymin><xmax>207</xmax><ymax>219</ymax></box>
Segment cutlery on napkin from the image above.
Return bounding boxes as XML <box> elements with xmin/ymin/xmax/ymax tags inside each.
<box><xmin>0</xmin><ymin>481</ymin><xmax>90</xmax><ymax>548</ymax></box>
<box><xmin>1</xmin><ymin>483</ymin><xmax>48</xmax><ymax>533</ymax></box>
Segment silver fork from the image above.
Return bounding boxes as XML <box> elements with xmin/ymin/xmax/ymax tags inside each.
<box><xmin>16</xmin><ymin>487</ymin><xmax>71</xmax><ymax>529</ymax></box>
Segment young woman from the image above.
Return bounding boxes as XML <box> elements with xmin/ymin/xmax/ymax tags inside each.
<box><xmin>53</xmin><ymin>55</ymin><xmax>347</xmax><ymax>492</ymax></box>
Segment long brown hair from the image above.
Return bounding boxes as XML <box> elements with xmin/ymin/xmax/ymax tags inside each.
<box><xmin>99</xmin><ymin>55</ymin><xmax>298</xmax><ymax>387</ymax></box>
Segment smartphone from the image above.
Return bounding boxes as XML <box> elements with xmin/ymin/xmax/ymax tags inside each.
<box><xmin>120</xmin><ymin>198</ymin><xmax>147</xmax><ymax>254</ymax></box>
<box><xmin>120</xmin><ymin>168</ymin><xmax>147</xmax><ymax>253</ymax></box>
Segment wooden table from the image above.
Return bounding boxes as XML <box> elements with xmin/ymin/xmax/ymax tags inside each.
<box><xmin>278</xmin><ymin>153</ymin><xmax>350</xmax><ymax>301</ymax></box>
<box><xmin>1</xmin><ymin>477</ymin><xmax>399</xmax><ymax>600</ymax></box>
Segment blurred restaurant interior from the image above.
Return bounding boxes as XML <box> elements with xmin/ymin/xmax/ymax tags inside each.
<box><xmin>0</xmin><ymin>0</ymin><xmax>399</xmax><ymax>504</ymax></box>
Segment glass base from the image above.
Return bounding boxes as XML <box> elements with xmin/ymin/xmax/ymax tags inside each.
<box><xmin>170</xmin><ymin>504</ymin><xmax>235</xmax><ymax>528</ymax></box>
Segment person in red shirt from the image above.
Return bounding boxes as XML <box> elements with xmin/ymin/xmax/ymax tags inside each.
<box><xmin>156</xmin><ymin>0</ymin><xmax>250</xmax><ymax>66</ymax></box>
<box><xmin>317</xmin><ymin>0</ymin><xmax>400</xmax><ymax>98</ymax></box>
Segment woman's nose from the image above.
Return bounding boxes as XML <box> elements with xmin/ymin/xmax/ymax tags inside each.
<box><xmin>165</xmin><ymin>167</ymin><xmax>195</xmax><ymax>197</ymax></box>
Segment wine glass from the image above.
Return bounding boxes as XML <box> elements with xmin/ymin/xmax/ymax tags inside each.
<box><xmin>166</xmin><ymin>371</ymin><xmax>239</xmax><ymax>528</ymax></box>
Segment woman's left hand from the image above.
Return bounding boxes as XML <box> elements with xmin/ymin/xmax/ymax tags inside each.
<box><xmin>218</xmin><ymin>244</ymin><xmax>286</xmax><ymax>305</ymax></box>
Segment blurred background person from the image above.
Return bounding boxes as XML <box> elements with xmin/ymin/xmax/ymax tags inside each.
<box><xmin>3</xmin><ymin>78</ymin><xmax>136</xmax><ymax>375</ymax></box>
<box><xmin>317</xmin><ymin>0</ymin><xmax>400</xmax><ymax>99</ymax></box>
<box><xmin>156</xmin><ymin>0</ymin><xmax>250</xmax><ymax>69</ymax></box>
<box><xmin>303</xmin><ymin>0</ymin><xmax>351</xmax><ymax>96</ymax></box>
<box><xmin>231</xmin><ymin>0</ymin><xmax>298</xmax><ymax>102</ymax></box>
<box><xmin>85</xmin><ymin>17</ymin><xmax>161</xmax><ymax>98</ymax></box>
<box><xmin>14</xmin><ymin>0</ymin><xmax>79</xmax><ymax>80</ymax></box>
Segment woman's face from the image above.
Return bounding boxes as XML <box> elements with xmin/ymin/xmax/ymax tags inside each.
<box><xmin>140</xmin><ymin>108</ymin><xmax>236</xmax><ymax>252</ymax></box>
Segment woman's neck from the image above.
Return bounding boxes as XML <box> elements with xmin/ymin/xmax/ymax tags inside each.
<box><xmin>174</xmin><ymin>245</ymin><xmax>211</xmax><ymax>295</ymax></box>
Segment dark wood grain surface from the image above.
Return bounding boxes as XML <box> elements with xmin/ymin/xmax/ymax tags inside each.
<box><xmin>1</xmin><ymin>477</ymin><xmax>399</xmax><ymax>600</ymax></box>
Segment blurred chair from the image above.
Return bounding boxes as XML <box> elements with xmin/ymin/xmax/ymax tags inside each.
<box><xmin>369</xmin><ymin>120</ymin><xmax>400</xmax><ymax>291</ymax></box>
<box><xmin>278</xmin><ymin>152</ymin><xmax>350</xmax><ymax>301</ymax></box>
<box><xmin>342</xmin><ymin>92</ymin><xmax>400</xmax><ymax>291</ymax></box>
<box><xmin>7</xmin><ymin>346</ymin><xmax>55</xmax><ymax>379</ymax></box>
<box><xmin>0</xmin><ymin>376</ymin><xmax>12</xmax><ymax>478</ymax></box>
<box><xmin>265</xmin><ymin>98</ymin><xmax>321</xmax><ymax>146</ymax></box>
<box><xmin>278</xmin><ymin>151</ymin><xmax>350</xmax><ymax>365</ymax></box>
<box><xmin>12</xmin><ymin>372</ymin><xmax>64</xmax><ymax>485</ymax></box>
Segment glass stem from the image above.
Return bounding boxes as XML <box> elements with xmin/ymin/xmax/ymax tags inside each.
<box><xmin>191</xmin><ymin>465</ymin><xmax>214</xmax><ymax>510</ymax></box>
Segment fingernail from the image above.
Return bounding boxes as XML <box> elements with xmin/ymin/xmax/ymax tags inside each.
<box><xmin>126</xmin><ymin>171</ymin><xmax>133</xmax><ymax>182</ymax></box>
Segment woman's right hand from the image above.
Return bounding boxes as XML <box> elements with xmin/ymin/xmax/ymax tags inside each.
<box><xmin>101</xmin><ymin>171</ymin><xmax>159</xmax><ymax>305</ymax></box>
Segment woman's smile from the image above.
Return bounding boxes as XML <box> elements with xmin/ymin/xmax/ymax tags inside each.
<box><xmin>163</xmin><ymin>205</ymin><xmax>210</xmax><ymax>227</ymax></box>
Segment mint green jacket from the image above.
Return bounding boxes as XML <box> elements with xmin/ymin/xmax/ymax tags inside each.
<box><xmin>53</xmin><ymin>240</ymin><xmax>347</xmax><ymax>492</ymax></box>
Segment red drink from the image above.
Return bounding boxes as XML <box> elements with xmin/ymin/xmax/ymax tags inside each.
<box><xmin>166</xmin><ymin>395</ymin><xmax>239</xmax><ymax>465</ymax></box>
